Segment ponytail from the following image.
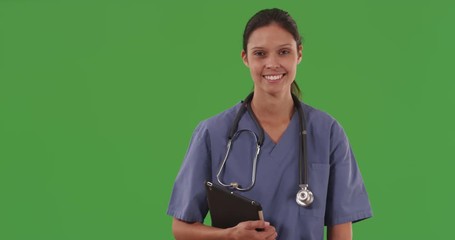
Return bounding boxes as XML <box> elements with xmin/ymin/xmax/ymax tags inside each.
<box><xmin>291</xmin><ymin>81</ymin><xmax>302</xmax><ymax>99</ymax></box>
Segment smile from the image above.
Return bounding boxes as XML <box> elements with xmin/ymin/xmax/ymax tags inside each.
<box><xmin>263</xmin><ymin>74</ymin><xmax>286</xmax><ymax>81</ymax></box>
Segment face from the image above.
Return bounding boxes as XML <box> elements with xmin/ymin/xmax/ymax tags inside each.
<box><xmin>242</xmin><ymin>23</ymin><xmax>302</xmax><ymax>97</ymax></box>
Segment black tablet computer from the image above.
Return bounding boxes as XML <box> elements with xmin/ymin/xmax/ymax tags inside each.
<box><xmin>205</xmin><ymin>181</ymin><xmax>263</xmax><ymax>229</ymax></box>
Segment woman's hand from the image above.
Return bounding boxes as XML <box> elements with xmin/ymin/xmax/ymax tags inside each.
<box><xmin>227</xmin><ymin>220</ymin><xmax>277</xmax><ymax>240</ymax></box>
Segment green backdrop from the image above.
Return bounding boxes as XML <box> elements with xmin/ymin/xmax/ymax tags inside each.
<box><xmin>1</xmin><ymin>0</ymin><xmax>454</xmax><ymax>239</ymax></box>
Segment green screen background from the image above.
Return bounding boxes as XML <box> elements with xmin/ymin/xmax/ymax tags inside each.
<box><xmin>1</xmin><ymin>0</ymin><xmax>454</xmax><ymax>239</ymax></box>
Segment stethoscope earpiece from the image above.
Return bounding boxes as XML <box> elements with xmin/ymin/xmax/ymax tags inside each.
<box><xmin>296</xmin><ymin>184</ymin><xmax>314</xmax><ymax>207</ymax></box>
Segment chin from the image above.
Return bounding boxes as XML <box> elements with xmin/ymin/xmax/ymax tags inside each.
<box><xmin>258</xmin><ymin>87</ymin><xmax>291</xmax><ymax>96</ymax></box>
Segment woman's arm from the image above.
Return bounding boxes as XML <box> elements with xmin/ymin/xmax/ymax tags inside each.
<box><xmin>172</xmin><ymin>218</ymin><xmax>229</xmax><ymax>240</ymax></box>
<box><xmin>327</xmin><ymin>222</ymin><xmax>352</xmax><ymax>240</ymax></box>
<box><xmin>172</xmin><ymin>218</ymin><xmax>277</xmax><ymax>240</ymax></box>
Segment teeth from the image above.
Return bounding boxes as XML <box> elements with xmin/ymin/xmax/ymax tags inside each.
<box><xmin>264</xmin><ymin>74</ymin><xmax>284</xmax><ymax>81</ymax></box>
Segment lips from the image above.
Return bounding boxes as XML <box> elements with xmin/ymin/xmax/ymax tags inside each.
<box><xmin>263</xmin><ymin>73</ymin><xmax>286</xmax><ymax>81</ymax></box>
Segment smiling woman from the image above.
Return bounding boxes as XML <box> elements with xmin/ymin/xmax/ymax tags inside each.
<box><xmin>241</xmin><ymin>24</ymin><xmax>302</xmax><ymax>103</ymax></box>
<box><xmin>167</xmin><ymin>8</ymin><xmax>372</xmax><ymax>240</ymax></box>
<box><xmin>241</xmin><ymin>9</ymin><xmax>303</xmax><ymax>100</ymax></box>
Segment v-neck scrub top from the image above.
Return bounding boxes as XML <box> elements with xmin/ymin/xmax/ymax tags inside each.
<box><xmin>167</xmin><ymin>101</ymin><xmax>372</xmax><ymax>240</ymax></box>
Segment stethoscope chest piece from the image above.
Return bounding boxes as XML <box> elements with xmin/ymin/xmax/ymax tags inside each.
<box><xmin>296</xmin><ymin>184</ymin><xmax>314</xmax><ymax>207</ymax></box>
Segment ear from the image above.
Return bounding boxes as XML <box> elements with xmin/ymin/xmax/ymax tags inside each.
<box><xmin>241</xmin><ymin>50</ymin><xmax>249</xmax><ymax>67</ymax></box>
<box><xmin>297</xmin><ymin>45</ymin><xmax>303</xmax><ymax>64</ymax></box>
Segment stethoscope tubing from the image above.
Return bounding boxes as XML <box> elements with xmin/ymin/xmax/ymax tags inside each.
<box><xmin>216</xmin><ymin>129</ymin><xmax>261</xmax><ymax>191</ymax></box>
<box><xmin>293</xmin><ymin>94</ymin><xmax>309</xmax><ymax>188</ymax></box>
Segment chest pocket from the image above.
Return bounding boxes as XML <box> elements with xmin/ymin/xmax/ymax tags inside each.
<box><xmin>299</xmin><ymin>163</ymin><xmax>330</xmax><ymax>218</ymax></box>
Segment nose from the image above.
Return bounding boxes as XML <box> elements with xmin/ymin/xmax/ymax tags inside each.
<box><xmin>265</xmin><ymin>54</ymin><xmax>280</xmax><ymax>69</ymax></box>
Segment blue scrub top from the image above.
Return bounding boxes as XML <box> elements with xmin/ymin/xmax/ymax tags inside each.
<box><xmin>167</xmin><ymin>101</ymin><xmax>372</xmax><ymax>240</ymax></box>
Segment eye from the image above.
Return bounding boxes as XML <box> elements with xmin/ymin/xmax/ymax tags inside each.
<box><xmin>279</xmin><ymin>49</ymin><xmax>290</xmax><ymax>55</ymax></box>
<box><xmin>253</xmin><ymin>51</ymin><xmax>266</xmax><ymax>57</ymax></box>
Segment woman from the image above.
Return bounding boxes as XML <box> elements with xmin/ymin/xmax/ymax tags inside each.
<box><xmin>167</xmin><ymin>8</ymin><xmax>372</xmax><ymax>240</ymax></box>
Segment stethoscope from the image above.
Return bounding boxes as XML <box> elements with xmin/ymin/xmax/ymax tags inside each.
<box><xmin>216</xmin><ymin>92</ymin><xmax>314</xmax><ymax>207</ymax></box>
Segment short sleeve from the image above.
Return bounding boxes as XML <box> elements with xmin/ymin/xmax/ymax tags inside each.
<box><xmin>166</xmin><ymin>121</ymin><xmax>212</xmax><ymax>223</ymax></box>
<box><xmin>324</xmin><ymin>121</ymin><xmax>373</xmax><ymax>226</ymax></box>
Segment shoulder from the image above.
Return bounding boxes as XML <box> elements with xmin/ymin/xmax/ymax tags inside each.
<box><xmin>300</xmin><ymin>101</ymin><xmax>348</xmax><ymax>141</ymax></box>
<box><xmin>301</xmin><ymin>102</ymin><xmax>338</xmax><ymax>127</ymax></box>
<box><xmin>194</xmin><ymin>102</ymin><xmax>243</xmax><ymax>134</ymax></box>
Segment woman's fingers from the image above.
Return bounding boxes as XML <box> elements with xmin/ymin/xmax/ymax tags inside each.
<box><xmin>231</xmin><ymin>220</ymin><xmax>277</xmax><ymax>240</ymax></box>
<box><xmin>239</xmin><ymin>220</ymin><xmax>270</xmax><ymax>230</ymax></box>
<box><xmin>262</xmin><ymin>225</ymin><xmax>277</xmax><ymax>240</ymax></box>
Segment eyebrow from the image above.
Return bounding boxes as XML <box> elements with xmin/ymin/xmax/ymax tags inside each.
<box><xmin>249</xmin><ymin>44</ymin><xmax>294</xmax><ymax>51</ymax></box>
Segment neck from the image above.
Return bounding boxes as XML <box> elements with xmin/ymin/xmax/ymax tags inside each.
<box><xmin>251</xmin><ymin>91</ymin><xmax>294</xmax><ymax>120</ymax></box>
